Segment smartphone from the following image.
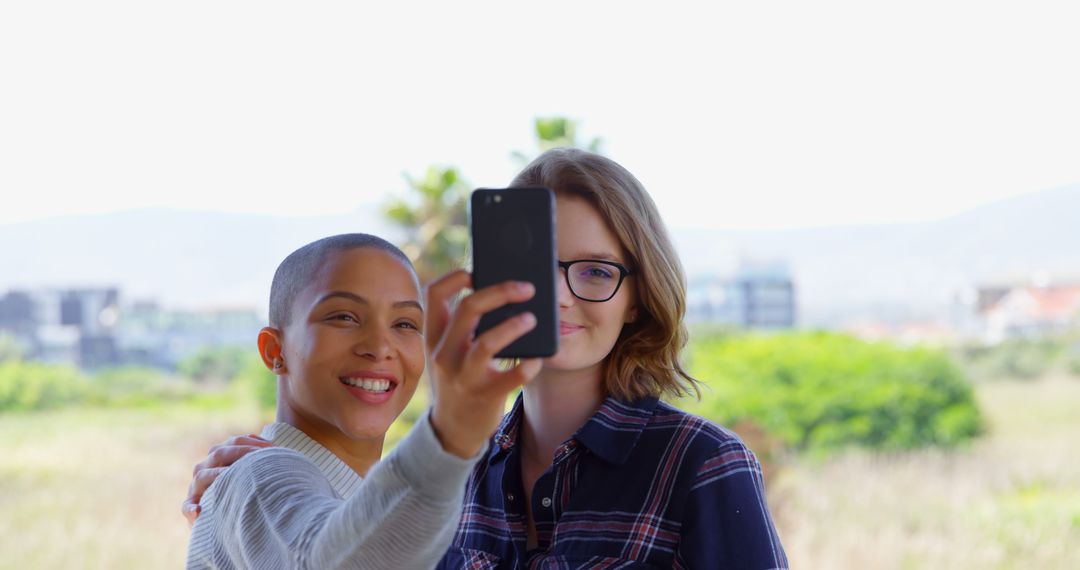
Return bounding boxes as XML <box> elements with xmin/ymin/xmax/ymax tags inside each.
<box><xmin>470</xmin><ymin>187</ymin><xmax>558</xmax><ymax>358</ymax></box>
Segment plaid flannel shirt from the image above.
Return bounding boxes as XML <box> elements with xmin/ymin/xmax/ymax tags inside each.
<box><xmin>436</xmin><ymin>395</ymin><xmax>789</xmax><ymax>569</ymax></box>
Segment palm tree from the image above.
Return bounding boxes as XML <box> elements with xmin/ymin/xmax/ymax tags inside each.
<box><xmin>384</xmin><ymin>117</ymin><xmax>602</xmax><ymax>285</ymax></box>
<box><xmin>383</xmin><ymin>165</ymin><xmax>470</xmax><ymax>285</ymax></box>
<box><xmin>511</xmin><ymin>117</ymin><xmax>604</xmax><ymax>166</ymax></box>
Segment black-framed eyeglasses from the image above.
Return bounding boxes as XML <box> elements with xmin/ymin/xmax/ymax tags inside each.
<box><xmin>558</xmin><ymin>259</ymin><xmax>633</xmax><ymax>302</ymax></box>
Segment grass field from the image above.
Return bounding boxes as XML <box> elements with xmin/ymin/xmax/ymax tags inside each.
<box><xmin>772</xmin><ymin>376</ymin><xmax>1080</xmax><ymax>568</ymax></box>
<box><xmin>1</xmin><ymin>379</ymin><xmax>1077</xmax><ymax>569</ymax></box>
<box><xmin>0</xmin><ymin>403</ymin><xmax>264</xmax><ymax>569</ymax></box>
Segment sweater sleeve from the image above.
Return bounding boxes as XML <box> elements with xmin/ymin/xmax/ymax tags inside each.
<box><xmin>187</xmin><ymin>408</ymin><xmax>483</xmax><ymax>570</ymax></box>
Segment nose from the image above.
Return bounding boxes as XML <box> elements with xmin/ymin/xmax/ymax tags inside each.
<box><xmin>556</xmin><ymin>266</ymin><xmax>575</xmax><ymax>309</ymax></box>
<box><xmin>354</xmin><ymin>323</ymin><xmax>394</xmax><ymax>361</ymax></box>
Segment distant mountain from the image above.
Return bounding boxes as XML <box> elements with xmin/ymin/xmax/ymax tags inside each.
<box><xmin>672</xmin><ymin>184</ymin><xmax>1080</xmax><ymax>325</ymax></box>
<box><xmin>0</xmin><ymin>206</ymin><xmax>400</xmax><ymax>313</ymax></box>
<box><xmin>2</xmin><ymin>185</ymin><xmax>1078</xmax><ymax>326</ymax></box>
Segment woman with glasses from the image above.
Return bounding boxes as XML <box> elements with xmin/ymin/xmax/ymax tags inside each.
<box><xmin>436</xmin><ymin>149</ymin><xmax>787</xmax><ymax>569</ymax></box>
<box><xmin>184</xmin><ymin>149</ymin><xmax>788</xmax><ymax>569</ymax></box>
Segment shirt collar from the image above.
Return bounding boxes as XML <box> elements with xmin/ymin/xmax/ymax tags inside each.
<box><xmin>488</xmin><ymin>395</ymin><xmax>524</xmax><ymax>464</ymax></box>
<box><xmin>488</xmin><ymin>393</ymin><xmax>659</xmax><ymax>466</ymax></box>
<box><xmin>260</xmin><ymin>422</ymin><xmax>364</xmax><ymax>499</ymax></box>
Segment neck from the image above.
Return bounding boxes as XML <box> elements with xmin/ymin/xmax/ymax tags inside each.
<box><xmin>520</xmin><ymin>366</ymin><xmax>605</xmax><ymax>467</ymax></box>
<box><xmin>276</xmin><ymin>402</ymin><xmax>384</xmax><ymax>477</ymax></box>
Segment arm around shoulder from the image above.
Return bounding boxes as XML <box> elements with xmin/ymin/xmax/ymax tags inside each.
<box><xmin>188</xmin><ymin>447</ymin><xmax>343</xmax><ymax>569</ymax></box>
<box><xmin>189</xmin><ymin>416</ymin><xmax>484</xmax><ymax>570</ymax></box>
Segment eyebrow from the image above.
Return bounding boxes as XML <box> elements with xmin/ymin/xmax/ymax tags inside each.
<box><xmin>566</xmin><ymin>252</ymin><xmax>626</xmax><ymax>264</ymax></box>
<box><xmin>314</xmin><ymin>291</ymin><xmax>423</xmax><ymax>312</ymax></box>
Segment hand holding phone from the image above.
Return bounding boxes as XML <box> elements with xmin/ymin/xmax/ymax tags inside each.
<box><xmin>470</xmin><ymin>187</ymin><xmax>558</xmax><ymax>358</ymax></box>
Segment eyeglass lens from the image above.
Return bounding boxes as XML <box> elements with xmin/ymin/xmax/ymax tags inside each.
<box><xmin>566</xmin><ymin>261</ymin><xmax>621</xmax><ymax>301</ymax></box>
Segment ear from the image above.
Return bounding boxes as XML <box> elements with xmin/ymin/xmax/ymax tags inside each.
<box><xmin>258</xmin><ymin>327</ymin><xmax>287</xmax><ymax>374</ymax></box>
<box><xmin>624</xmin><ymin>305</ymin><xmax>639</xmax><ymax>324</ymax></box>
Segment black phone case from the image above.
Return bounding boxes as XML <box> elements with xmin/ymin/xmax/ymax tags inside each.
<box><xmin>470</xmin><ymin>187</ymin><xmax>558</xmax><ymax>358</ymax></box>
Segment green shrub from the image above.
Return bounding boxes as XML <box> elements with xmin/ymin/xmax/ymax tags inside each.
<box><xmin>0</xmin><ymin>360</ymin><xmax>88</xmax><ymax>411</ymax></box>
<box><xmin>179</xmin><ymin>346</ymin><xmax>252</xmax><ymax>384</ymax></box>
<box><xmin>1068</xmin><ymin>342</ymin><xmax>1080</xmax><ymax>378</ymax></box>
<box><xmin>683</xmin><ymin>332</ymin><xmax>983</xmax><ymax>453</ymax></box>
<box><xmin>0</xmin><ymin>333</ymin><xmax>24</xmax><ymax>363</ymax></box>
<box><xmin>232</xmin><ymin>354</ymin><xmax>277</xmax><ymax>410</ymax></box>
<box><xmin>384</xmin><ymin>380</ymin><xmax>431</xmax><ymax>451</ymax></box>
<box><xmin>956</xmin><ymin>338</ymin><xmax>1064</xmax><ymax>381</ymax></box>
<box><xmin>88</xmin><ymin>366</ymin><xmax>195</xmax><ymax>406</ymax></box>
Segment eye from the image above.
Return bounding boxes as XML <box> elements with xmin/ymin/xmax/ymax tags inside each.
<box><xmin>328</xmin><ymin>313</ymin><xmax>358</xmax><ymax>323</ymax></box>
<box><xmin>394</xmin><ymin>320</ymin><xmax>420</xmax><ymax>332</ymax></box>
<box><xmin>579</xmin><ymin>265</ymin><xmax>615</xmax><ymax>280</ymax></box>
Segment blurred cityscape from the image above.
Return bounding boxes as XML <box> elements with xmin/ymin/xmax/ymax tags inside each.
<box><xmin>3</xmin><ymin>268</ymin><xmax>1079</xmax><ymax>371</ymax></box>
<box><xmin>2</xmin><ymin>181</ymin><xmax>1078</xmax><ymax>372</ymax></box>
<box><xmin>0</xmin><ymin>288</ymin><xmax>260</xmax><ymax>370</ymax></box>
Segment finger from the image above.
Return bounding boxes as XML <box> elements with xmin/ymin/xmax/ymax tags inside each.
<box><xmin>222</xmin><ymin>434</ymin><xmax>273</xmax><ymax>448</ymax></box>
<box><xmin>467</xmin><ymin>311</ymin><xmax>538</xmax><ymax>365</ymax></box>
<box><xmin>181</xmin><ymin>500</ymin><xmax>201</xmax><ymax>525</ymax></box>
<box><xmin>210</xmin><ymin>433</ymin><xmax>270</xmax><ymax>451</ymax></box>
<box><xmin>189</xmin><ymin>466</ymin><xmax>227</xmax><ymax>503</ymax></box>
<box><xmin>424</xmin><ymin>270</ymin><xmax>472</xmax><ymax>351</ymax></box>
<box><xmin>204</xmin><ymin>444</ymin><xmax>267</xmax><ymax>469</ymax></box>
<box><xmin>488</xmin><ymin>358</ymin><xmax>543</xmax><ymax>394</ymax></box>
<box><xmin>440</xmin><ymin>281</ymin><xmax>535</xmax><ymax>358</ymax></box>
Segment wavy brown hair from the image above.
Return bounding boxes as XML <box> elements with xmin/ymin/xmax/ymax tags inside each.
<box><xmin>510</xmin><ymin>148</ymin><xmax>701</xmax><ymax>401</ymax></box>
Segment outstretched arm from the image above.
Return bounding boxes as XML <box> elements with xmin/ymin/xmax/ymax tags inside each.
<box><xmin>188</xmin><ymin>411</ymin><xmax>479</xmax><ymax>570</ymax></box>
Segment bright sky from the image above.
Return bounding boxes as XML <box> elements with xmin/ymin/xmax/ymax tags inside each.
<box><xmin>2</xmin><ymin>0</ymin><xmax>1078</xmax><ymax>230</ymax></box>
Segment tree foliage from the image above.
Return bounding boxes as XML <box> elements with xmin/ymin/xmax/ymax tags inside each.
<box><xmin>383</xmin><ymin>116</ymin><xmax>601</xmax><ymax>286</ymax></box>
<box><xmin>1069</xmin><ymin>338</ymin><xmax>1080</xmax><ymax>377</ymax></box>
<box><xmin>0</xmin><ymin>360</ymin><xmax>87</xmax><ymax>411</ymax></box>
<box><xmin>511</xmin><ymin>116</ymin><xmax>603</xmax><ymax>166</ymax></box>
<box><xmin>383</xmin><ymin>165</ymin><xmax>470</xmax><ymax>285</ymax></box>
<box><xmin>89</xmin><ymin>366</ymin><xmax>194</xmax><ymax>406</ymax></box>
<box><xmin>178</xmin><ymin>346</ymin><xmax>251</xmax><ymax>384</ymax></box>
<box><xmin>955</xmin><ymin>337</ymin><xmax>1072</xmax><ymax>381</ymax></box>
<box><xmin>682</xmin><ymin>332</ymin><xmax>983</xmax><ymax>453</ymax></box>
<box><xmin>0</xmin><ymin>333</ymin><xmax>24</xmax><ymax>363</ymax></box>
<box><xmin>233</xmin><ymin>352</ymin><xmax>277</xmax><ymax>411</ymax></box>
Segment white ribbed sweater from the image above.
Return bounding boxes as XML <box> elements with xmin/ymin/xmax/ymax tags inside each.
<box><xmin>186</xmin><ymin>410</ymin><xmax>479</xmax><ymax>569</ymax></box>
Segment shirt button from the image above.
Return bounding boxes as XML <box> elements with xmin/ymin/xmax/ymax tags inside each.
<box><xmin>541</xmin><ymin>497</ymin><xmax>552</xmax><ymax>508</ymax></box>
<box><xmin>506</xmin><ymin>493</ymin><xmax>515</xmax><ymax>502</ymax></box>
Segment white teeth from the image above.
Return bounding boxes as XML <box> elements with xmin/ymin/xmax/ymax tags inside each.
<box><xmin>342</xmin><ymin>377</ymin><xmax>391</xmax><ymax>393</ymax></box>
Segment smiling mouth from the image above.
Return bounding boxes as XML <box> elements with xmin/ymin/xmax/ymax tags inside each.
<box><xmin>340</xmin><ymin>377</ymin><xmax>394</xmax><ymax>393</ymax></box>
<box><xmin>559</xmin><ymin>322</ymin><xmax>585</xmax><ymax>335</ymax></box>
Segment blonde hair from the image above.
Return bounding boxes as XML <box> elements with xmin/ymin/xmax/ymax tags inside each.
<box><xmin>511</xmin><ymin>148</ymin><xmax>701</xmax><ymax>401</ymax></box>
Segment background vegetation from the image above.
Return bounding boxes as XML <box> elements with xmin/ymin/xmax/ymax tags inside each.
<box><xmin>680</xmin><ymin>332</ymin><xmax>983</xmax><ymax>454</ymax></box>
<box><xmin>2</xmin><ymin>119</ymin><xmax>1077</xmax><ymax>568</ymax></box>
<box><xmin>2</xmin><ymin>332</ymin><xmax>1078</xmax><ymax>569</ymax></box>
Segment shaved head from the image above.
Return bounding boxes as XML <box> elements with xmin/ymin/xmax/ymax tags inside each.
<box><xmin>268</xmin><ymin>234</ymin><xmax>414</xmax><ymax>329</ymax></box>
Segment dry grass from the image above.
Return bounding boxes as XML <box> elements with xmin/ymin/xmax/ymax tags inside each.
<box><xmin>769</xmin><ymin>376</ymin><xmax>1080</xmax><ymax>569</ymax></box>
<box><xmin>0</xmin><ymin>404</ymin><xmax>264</xmax><ymax>569</ymax></box>
<box><xmin>0</xmin><ymin>379</ymin><xmax>1077</xmax><ymax>569</ymax></box>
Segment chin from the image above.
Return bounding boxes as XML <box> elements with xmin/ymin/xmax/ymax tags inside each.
<box><xmin>343</xmin><ymin>425</ymin><xmax>391</xmax><ymax>442</ymax></box>
<box><xmin>340</xmin><ymin>415</ymin><xmax>396</xmax><ymax>441</ymax></box>
<box><xmin>542</xmin><ymin>350</ymin><xmax>602</xmax><ymax>374</ymax></box>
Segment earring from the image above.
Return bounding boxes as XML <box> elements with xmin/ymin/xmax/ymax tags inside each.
<box><xmin>273</xmin><ymin>358</ymin><xmax>284</xmax><ymax>370</ymax></box>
